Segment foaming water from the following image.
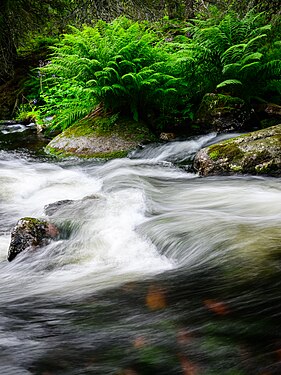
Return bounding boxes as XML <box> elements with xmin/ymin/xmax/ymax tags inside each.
<box><xmin>0</xmin><ymin>157</ymin><xmax>173</xmax><ymax>302</ymax></box>
<box><xmin>0</xmin><ymin>136</ymin><xmax>281</xmax><ymax>375</ymax></box>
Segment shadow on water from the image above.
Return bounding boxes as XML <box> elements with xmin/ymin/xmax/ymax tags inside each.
<box><xmin>1</xmin><ymin>266</ymin><xmax>281</xmax><ymax>375</ymax></box>
<box><xmin>0</xmin><ymin>123</ymin><xmax>50</xmax><ymax>156</ymax></box>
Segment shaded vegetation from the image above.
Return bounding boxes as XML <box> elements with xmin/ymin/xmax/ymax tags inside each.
<box><xmin>26</xmin><ymin>10</ymin><xmax>280</xmax><ymax>134</ymax></box>
<box><xmin>0</xmin><ymin>1</ymin><xmax>280</xmax><ymax>137</ymax></box>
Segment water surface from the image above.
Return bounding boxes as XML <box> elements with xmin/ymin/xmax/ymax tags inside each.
<box><xmin>0</xmin><ymin>134</ymin><xmax>281</xmax><ymax>374</ymax></box>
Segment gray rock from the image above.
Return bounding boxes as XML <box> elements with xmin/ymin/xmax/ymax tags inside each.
<box><xmin>264</xmin><ymin>103</ymin><xmax>281</xmax><ymax>118</ymax></box>
<box><xmin>194</xmin><ymin>124</ymin><xmax>281</xmax><ymax>177</ymax></box>
<box><xmin>46</xmin><ymin>134</ymin><xmax>136</xmax><ymax>158</ymax></box>
<box><xmin>44</xmin><ymin>200</ymin><xmax>74</xmax><ymax>216</ymax></box>
<box><xmin>7</xmin><ymin>217</ymin><xmax>59</xmax><ymax>261</ymax></box>
<box><xmin>195</xmin><ymin>93</ymin><xmax>256</xmax><ymax>133</ymax></box>
<box><xmin>44</xmin><ymin>195</ymin><xmax>103</xmax><ymax>217</ymax></box>
<box><xmin>44</xmin><ymin>116</ymin><xmax>156</xmax><ymax>159</ymax></box>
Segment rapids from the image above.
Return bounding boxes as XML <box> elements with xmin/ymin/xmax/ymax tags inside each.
<box><xmin>0</xmin><ymin>132</ymin><xmax>281</xmax><ymax>375</ymax></box>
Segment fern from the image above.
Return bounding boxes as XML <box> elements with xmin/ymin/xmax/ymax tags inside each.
<box><xmin>188</xmin><ymin>10</ymin><xmax>280</xmax><ymax>101</ymax></box>
<box><xmin>216</xmin><ymin>79</ymin><xmax>243</xmax><ymax>89</ymax></box>
<box><xmin>33</xmin><ymin>11</ymin><xmax>280</xmax><ymax>132</ymax></box>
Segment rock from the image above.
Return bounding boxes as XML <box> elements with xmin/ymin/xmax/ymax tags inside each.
<box><xmin>44</xmin><ymin>200</ymin><xmax>74</xmax><ymax>216</ymax></box>
<box><xmin>44</xmin><ymin>195</ymin><xmax>103</xmax><ymax>217</ymax></box>
<box><xmin>195</xmin><ymin>93</ymin><xmax>256</xmax><ymax>133</ymax></box>
<box><xmin>43</xmin><ymin>195</ymin><xmax>105</xmax><ymax>240</ymax></box>
<box><xmin>160</xmin><ymin>132</ymin><xmax>176</xmax><ymax>141</ymax></box>
<box><xmin>255</xmin><ymin>103</ymin><xmax>281</xmax><ymax>129</ymax></box>
<box><xmin>194</xmin><ymin>124</ymin><xmax>281</xmax><ymax>177</ymax></box>
<box><xmin>45</xmin><ymin>116</ymin><xmax>156</xmax><ymax>158</ymax></box>
<box><xmin>264</xmin><ymin>103</ymin><xmax>281</xmax><ymax>117</ymax></box>
<box><xmin>7</xmin><ymin>217</ymin><xmax>59</xmax><ymax>261</ymax></box>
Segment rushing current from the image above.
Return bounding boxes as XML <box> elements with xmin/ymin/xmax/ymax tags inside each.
<box><xmin>0</xmin><ymin>130</ymin><xmax>281</xmax><ymax>375</ymax></box>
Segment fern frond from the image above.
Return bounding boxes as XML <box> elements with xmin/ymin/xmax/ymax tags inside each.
<box><xmin>121</xmin><ymin>73</ymin><xmax>138</xmax><ymax>84</ymax></box>
<box><xmin>262</xmin><ymin>60</ymin><xmax>281</xmax><ymax>78</ymax></box>
<box><xmin>221</xmin><ymin>44</ymin><xmax>246</xmax><ymax>65</ymax></box>
<box><xmin>240</xmin><ymin>52</ymin><xmax>263</xmax><ymax>65</ymax></box>
<box><xmin>239</xmin><ymin>61</ymin><xmax>261</xmax><ymax>74</ymax></box>
<box><xmin>265</xmin><ymin>79</ymin><xmax>281</xmax><ymax>94</ymax></box>
<box><xmin>222</xmin><ymin>63</ymin><xmax>242</xmax><ymax>76</ymax></box>
<box><xmin>245</xmin><ymin>34</ymin><xmax>267</xmax><ymax>51</ymax></box>
<box><xmin>216</xmin><ymin>79</ymin><xmax>243</xmax><ymax>89</ymax></box>
<box><xmin>119</xmin><ymin>60</ymin><xmax>136</xmax><ymax>73</ymax></box>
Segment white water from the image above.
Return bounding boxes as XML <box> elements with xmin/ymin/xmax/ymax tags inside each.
<box><xmin>0</xmin><ymin>135</ymin><xmax>281</xmax><ymax>374</ymax></box>
<box><xmin>1</xmin><ymin>134</ymin><xmax>280</xmax><ymax>303</ymax></box>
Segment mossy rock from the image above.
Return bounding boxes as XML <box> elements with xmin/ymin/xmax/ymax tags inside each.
<box><xmin>194</xmin><ymin>124</ymin><xmax>281</xmax><ymax>177</ymax></box>
<box><xmin>45</xmin><ymin>115</ymin><xmax>156</xmax><ymax>159</ymax></box>
<box><xmin>7</xmin><ymin>217</ymin><xmax>59</xmax><ymax>261</ymax></box>
<box><xmin>195</xmin><ymin>93</ymin><xmax>255</xmax><ymax>133</ymax></box>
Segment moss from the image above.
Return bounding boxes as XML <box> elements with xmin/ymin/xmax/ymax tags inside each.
<box><xmin>208</xmin><ymin>143</ymin><xmax>243</xmax><ymax>161</ymax></box>
<box><xmin>45</xmin><ymin>113</ymin><xmax>157</xmax><ymax>159</ymax></box>
<box><xmin>199</xmin><ymin>93</ymin><xmax>245</xmax><ymax>117</ymax></box>
<box><xmin>61</xmin><ymin>114</ymin><xmax>156</xmax><ymax>142</ymax></box>
<box><xmin>209</xmin><ymin>150</ymin><xmax>220</xmax><ymax>160</ymax></box>
<box><xmin>260</xmin><ymin>118</ymin><xmax>280</xmax><ymax>129</ymax></box>
<box><xmin>89</xmin><ymin>150</ymin><xmax>128</xmax><ymax>159</ymax></box>
<box><xmin>62</xmin><ymin>119</ymin><xmax>96</xmax><ymax>137</ymax></box>
<box><xmin>230</xmin><ymin>164</ymin><xmax>243</xmax><ymax>172</ymax></box>
<box><xmin>46</xmin><ymin>146</ymin><xmax>128</xmax><ymax>159</ymax></box>
<box><xmin>21</xmin><ymin>217</ymin><xmax>46</xmax><ymax>227</ymax></box>
<box><xmin>242</xmin><ymin>149</ymin><xmax>272</xmax><ymax>171</ymax></box>
<box><xmin>255</xmin><ymin>161</ymin><xmax>272</xmax><ymax>173</ymax></box>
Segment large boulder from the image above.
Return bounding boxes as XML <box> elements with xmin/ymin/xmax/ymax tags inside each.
<box><xmin>195</xmin><ymin>93</ymin><xmax>256</xmax><ymax>133</ymax></box>
<box><xmin>194</xmin><ymin>124</ymin><xmax>281</xmax><ymax>177</ymax></box>
<box><xmin>45</xmin><ymin>116</ymin><xmax>156</xmax><ymax>158</ymax></box>
<box><xmin>7</xmin><ymin>217</ymin><xmax>59</xmax><ymax>261</ymax></box>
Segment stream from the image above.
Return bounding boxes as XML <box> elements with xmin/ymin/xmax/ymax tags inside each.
<box><xmin>0</xmin><ymin>127</ymin><xmax>281</xmax><ymax>375</ymax></box>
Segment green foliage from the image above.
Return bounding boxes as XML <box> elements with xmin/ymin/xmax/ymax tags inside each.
<box><xmin>37</xmin><ymin>17</ymin><xmax>190</xmax><ymax>131</ymax></box>
<box><xmin>30</xmin><ymin>10</ymin><xmax>280</xmax><ymax>133</ymax></box>
<box><xmin>0</xmin><ymin>0</ymin><xmax>68</xmax><ymax>82</ymax></box>
<box><xmin>186</xmin><ymin>10</ymin><xmax>281</xmax><ymax>101</ymax></box>
<box><xmin>16</xmin><ymin>104</ymin><xmax>42</xmax><ymax>124</ymax></box>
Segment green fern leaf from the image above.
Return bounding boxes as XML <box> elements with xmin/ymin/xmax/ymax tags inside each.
<box><xmin>239</xmin><ymin>61</ymin><xmax>261</xmax><ymax>73</ymax></box>
<box><xmin>241</xmin><ymin>52</ymin><xmax>263</xmax><ymax>65</ymax></box>
<box><xmin>222</xmin><ymin>63</ymin><xmax>242</xmax><ymax>76</ymax></box>
<box><xmin>216</xmin><ymin>79</ymin><xmax>243</xmax><ymax>89</ymax></box>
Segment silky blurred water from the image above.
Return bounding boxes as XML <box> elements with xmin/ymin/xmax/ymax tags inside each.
<box><xmin>0</xmin><ymin>134</ymin><xmax>281</xmax><ymax>374</ymax></box>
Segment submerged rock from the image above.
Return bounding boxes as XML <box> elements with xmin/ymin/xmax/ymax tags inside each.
<box><xmin>43</xmin><ymin>195</ymin><xmax>105</xmax><ymax>239</ymax></box>
<box><xmin>194</xmin><ymin>124</ymin><xmax>281</xmax><ymax>177</ymax></box>
<box><xmin>7</xmin><ymin>217</ymin><xmax>59</xmax><ymax>261</ymax></box>
<box><xmin>44</xmin><ymin>195</ymin><xmax>103</xmax><ymax>217</ymax></box>
<box><xmin>195</xmin><ymin>93</ymin><xmax>256</xmax><ymax>133</ymax></box>
<box><xmin>44</xmin><ymin>200</ymin><xmax>74</xmax><ymax>216</ymax></box>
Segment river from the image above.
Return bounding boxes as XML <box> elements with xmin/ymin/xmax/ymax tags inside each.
<box><xmin>0</xmin><ymin>128</ymin><xmax>281</xmax><ymax>375</ymax></box>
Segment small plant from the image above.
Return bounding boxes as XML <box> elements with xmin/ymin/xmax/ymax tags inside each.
<box><xmin>16</xmin><ymin>103</ymin><xmax>42</xmax><ymax>124</ymax></box>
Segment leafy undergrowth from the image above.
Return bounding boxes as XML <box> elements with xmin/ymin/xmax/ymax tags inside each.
<box><xmin>21</xmin><ymin>11</ymin><xmax>280</xmax><ymax>136</ymax></box>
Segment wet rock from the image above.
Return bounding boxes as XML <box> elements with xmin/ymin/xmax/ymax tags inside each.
<box><xmin>44</xmin><ymin>200</ymin><xmax>74</xmax><ymax>216</ymax></box>
<box><xmin>194</xmin><ymin>124</ymin><xmax>281</xmax><ymax>177</ymax></box>
<box><xmin>44</xmin><ymin>195</ymin><xmax>103</xmax><ymax>217</ymax></box>
<box><xmin>195</xmin><ymin>93</ymin><xmax>256</xmax><ymax>133</ymax></box>
<box><xmin>45</xmin><ymin>116</ymin><xmax>156</xmax><ymax>159</ymax></box>
<box><xmin>7</xmin><ymin>217</ymin><xmax>59</xmax><ymax>261</ymax></box>
<box><xmin>264</xmin><ymin>103</ymin><xmax>281</xmax><ymax>117</ymax></box>
<box><xmin>43</xmin><ymin>195</ymin><xmax>105</xmax><ymax>240</ymax></box>
<box><xmin>160</xmin><ymin>132</ymin><xmax>176</xmax><ymax>141</ymax></box>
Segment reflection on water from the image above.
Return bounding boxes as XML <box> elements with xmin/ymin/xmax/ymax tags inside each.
<box><xmin>0</xmin><ymin>134</ymin><xmax>281</xmax><ymax>374</ymax></box>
